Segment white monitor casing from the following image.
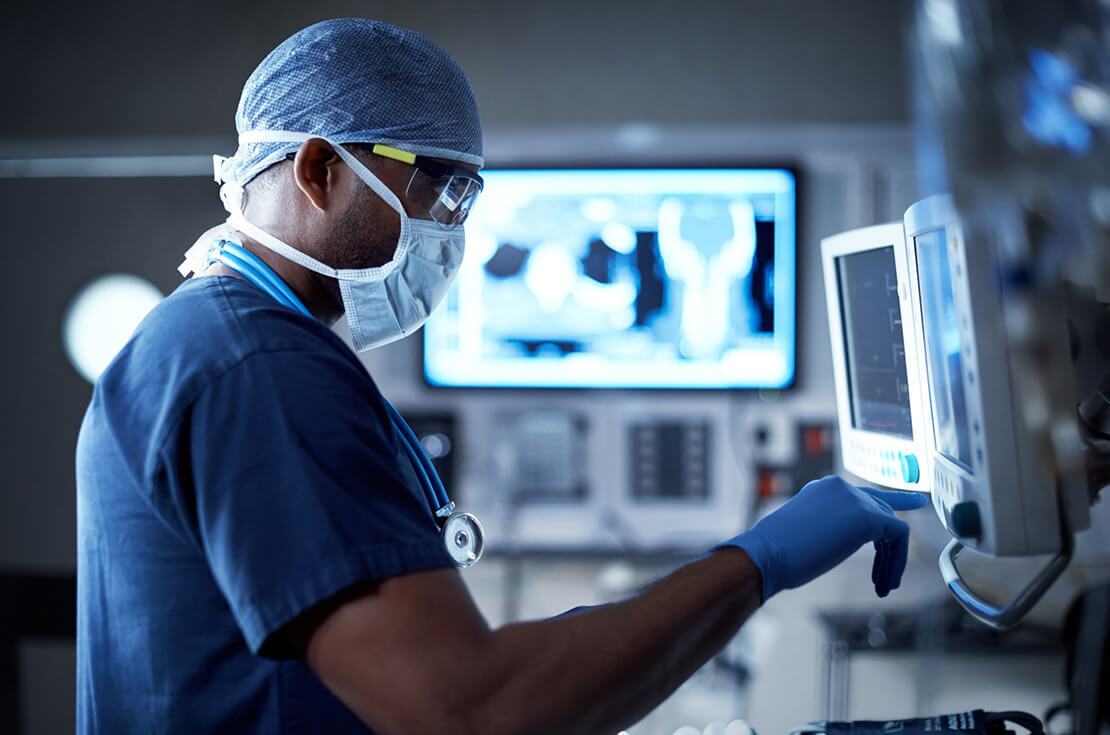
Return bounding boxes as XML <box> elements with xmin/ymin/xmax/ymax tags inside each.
<box><xmin>821</xmin><ymin>223</ymin><xmax>933</xmax><ymax>493</ymax></box>
<box><xmin>903</xmin><ymin>195</ymin><xmax>1064</xmax><ymax>557</ymax></box>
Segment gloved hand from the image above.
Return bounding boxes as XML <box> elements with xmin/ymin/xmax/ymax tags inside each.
<box><xmin>718</xmin><ymin>475</ymin><xmax>930</xmax><ymax>602</ymax></box>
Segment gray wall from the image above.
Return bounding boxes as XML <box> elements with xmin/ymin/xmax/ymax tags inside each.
<box><xmin>3</xmin><ymin>1</ymin><xmax>910</xmax><ymax>143</ymax></box>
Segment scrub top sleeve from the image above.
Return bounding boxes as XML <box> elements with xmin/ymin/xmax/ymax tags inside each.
<box><xmin>179</xmin><ymin>347</ymin><xmax>455</xmax><ymax>656</ymax></box>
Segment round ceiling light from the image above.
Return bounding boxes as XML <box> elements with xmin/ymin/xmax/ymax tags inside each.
<box><xmin>63</xmin><ymin>274</ymin><xmax>163</xmax><ymax>383</ymax></box>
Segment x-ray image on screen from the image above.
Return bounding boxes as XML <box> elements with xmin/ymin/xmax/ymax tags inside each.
<box><xmin>423</xmin><ymin>168</ymin><xmax>796</xmax><ymax>389</ymax></box>
<box><xmin>835</xmin><ymin>247</ymin><xmax>913</xmax><ymax>438</ymax></box>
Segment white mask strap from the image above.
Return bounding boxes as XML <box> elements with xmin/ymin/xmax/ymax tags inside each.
<box><xmin>226</xmin><ymin>205</ymin><xmax>340</xmax><ymax>279</ymax></box>
<box><xmin>209</xmin><ymin>130</ymin><xmax>413</xmax><ymax>281</ymax></box>
<box><xmin>237</xmin><ymin>131</ymin><xmax>407</xmax><ymax>218</ymax></box>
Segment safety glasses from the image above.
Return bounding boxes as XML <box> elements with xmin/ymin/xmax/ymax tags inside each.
<box><xmin>372</xmin><ymin>144</ymin><xmax>484</xmax><ymax>227</ymax></box>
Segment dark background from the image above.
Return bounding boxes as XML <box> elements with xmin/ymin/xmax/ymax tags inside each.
<box><xmin>2</xmin><ymin>1</ymin><xmax>909</xmax><ymax>142</ymax></box>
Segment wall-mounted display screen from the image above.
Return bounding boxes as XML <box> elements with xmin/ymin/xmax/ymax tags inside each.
<box><xmin>835</xmin><ymin>246</ymin><xmax>913</xmax><ymax>438</ymax></box>
<box><xmin>423</xmin><ymin>168</ymin><xmax>797</xmax><ymax>389</ymax></box>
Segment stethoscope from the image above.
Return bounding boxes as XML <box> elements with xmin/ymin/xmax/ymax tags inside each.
<box><xmin>206</xmin><ymin>238</ymin><xmax>484</xmax><ymax>567</ymax></box>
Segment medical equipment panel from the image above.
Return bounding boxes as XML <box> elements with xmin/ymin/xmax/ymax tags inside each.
<box><xmin>422</xmin><ymin>167</ymin><xmax>797</xmax><ymax>390</ymax></box>
<box><xmin>612</xmin><ymin>403</ymin><xmax>748</xmax><ymax>550</ymax></box>
<box><xmin>466</xmin><ymin>400</ymin><xmax>747</xmax><ymax>553</ymax></box>
<box><xmin>492</xmin><ymin>410</ymin><xmax>590</xmax><ymax>503</ymax></box>
<box><xmin>628</xmin><ymin>419</ymin><xmax>712</xmax><ymax>501</ymax></box>
<box><xmin>821</xmin><ymin>223</ymin><xmax>931</xmax><ymax>491</ymax></box>
<box><xmin>904</xmin><ymin>195</ymin><xmax>1063</xmax><ymax>556</ymax></box>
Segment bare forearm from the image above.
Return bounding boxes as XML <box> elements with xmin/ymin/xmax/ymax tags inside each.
<box><xmin>474</xmin><ymin>548</ymin><xmax>761</xmax><ymax>735</ymax></box>
<box><xmin>309</xmin><ymin>478</ymin><xmax>925</xmax><ymax>735</ymax></box>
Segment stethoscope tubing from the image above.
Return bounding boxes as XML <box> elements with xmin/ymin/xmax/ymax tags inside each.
<box><xmin>207</xmin><ymin>238</ymin><xmax>454</xmax><ymax>522</ymax></box>
<box><xmin>384</xmin><ymin>402</ymin><xmax>451</xmax><ymax>512</ymax></box>
<box><xmin>213</xmin><ymin>241</ymin><xmax>312</xmax><ymax>318</ymax></box>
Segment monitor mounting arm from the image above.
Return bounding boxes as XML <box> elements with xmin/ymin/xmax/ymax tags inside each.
<box><xmin>940</xmin><ymin>398</ymin><xmax>1110</xmax><ymax>630</ymax></box>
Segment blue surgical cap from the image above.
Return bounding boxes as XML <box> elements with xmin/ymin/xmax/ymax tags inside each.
<box><xmin>220</xmin><ymin>18</ymin><xmax>483</xmax><ymax>188</ymax></box>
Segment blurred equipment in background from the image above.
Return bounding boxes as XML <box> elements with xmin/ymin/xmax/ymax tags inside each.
<box><xmin>611</xmin><ymin>407</ymin><xmax>751</xmax><ymax>553</ymax></box>
<box><xmin>484</xmin><ymin>409</ymin><xmax>593</xmax><ymax>551</ymax></box>
<box><xmin>818</xmin><ymin>597</ymin><xmax>1062</xmax><ymax>722</ymax></box>
<box><xmin>422</xmin><ymin>166</ymin><xmax>797</xmax><ymax>390</ymax></box>
<box><xmin>1045</xmin><ymin>582</ymin><xmax>1110</xmax><ymax>735</ymax></box>
<box><xmin>792</xmin><ymin>422</ymin><xmax>838</xmax><ymax>490</ymax></box>
<box><xmin>823</xmin><ymin>0</ymin><xmax>1110</xmax><ymax>634</ymax></box>
<box><xmin>495</xmin><ymin>409</ymin><xmax>590</xmax><ymax>504</ymax></box>
<box><xmin>628</xmin><ymin>418</ymin><xmax>712</xmax><ymax>501</ymax></box>
<box><xmin>474</xmin><ymin>403</ymin><xmax>752</xmax><ymax>554</ymax></box>
<box><xmin>810</xmin><ymin>2</ymin><xmax>1110</xmax><ymax>727</ymax></box>
<box><xmin>743</xmin><ymin>412</ymin><xmax>837</xmax><ymax>516</ymax></box>
<box><xmin>790</xmin><ymin>710</ymin><xmax>1045</xmax><ymax>735</ymax></box>
<box><xmin>909</xmin><ymin>0</ymin><xmax>1110</xmax><ymax>631</ymax></box>
<box><xmin>812</xmin><ymin>6</ymin><xmax>1110</xmax><ymax>725</ymax></box>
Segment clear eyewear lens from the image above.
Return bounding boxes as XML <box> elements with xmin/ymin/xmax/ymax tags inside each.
<box><xmin>419</xmin><ymin>175</ymin><xmax>482</xmax><ymax>227</ymax></box>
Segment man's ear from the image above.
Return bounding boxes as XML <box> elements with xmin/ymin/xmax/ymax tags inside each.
<box><xmin>292</xmin><ymin>138</ymin><xmax>342</xmax><ymax>212</ymax></box>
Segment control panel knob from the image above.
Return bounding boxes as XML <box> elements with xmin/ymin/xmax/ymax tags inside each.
<box><xmin>949</xmin><ymin>500</ymin><xmax>982</xmax><ymax>541</ymax></box>
<box><xmin>898</xmin><ymin>452</ymin><xmax>920</xmax><ymax>484</ymax></box>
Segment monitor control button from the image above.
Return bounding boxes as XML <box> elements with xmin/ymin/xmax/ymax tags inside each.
<box><xmin>898</xmin><ymin>452</ymin><xmax>920</xmax><ymax>484</ymax></box>
<box><xmin>950</xmin><ymin>501</ymin><xmax>982</xmax><ymax>540</ymax></box>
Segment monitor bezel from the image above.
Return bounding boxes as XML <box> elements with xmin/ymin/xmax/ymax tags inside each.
<box><xmin>903</xmin><ymin>194</ymin><xmax>1062</xmax><ymax>556</ymax></box>
<box><xmin>821</xmin><ymin>222</ymin><xmax>933</xmax><ymax>492</ymax></box>
<box><xmin>419</xmin><ymin>162</ymin><xmax>801</xmax><ymax>393</ymax></box>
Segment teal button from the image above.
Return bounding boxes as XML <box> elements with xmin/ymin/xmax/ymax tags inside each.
<box><xmin>898</xmin><ymin>452</ymin><xmax>920</xmax><ymax>484</ymax></box>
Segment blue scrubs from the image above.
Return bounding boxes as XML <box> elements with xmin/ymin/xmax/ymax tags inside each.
<box><xmin>76</xmin><ymin>275</ymin><xmax>455</xmax><ymax>734</ymax></box>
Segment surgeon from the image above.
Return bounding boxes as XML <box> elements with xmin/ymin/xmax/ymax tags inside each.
<box><xmin>75</xmin><ymin>18</ymin><xmax>929</xmax><ymax>735</ymax></box>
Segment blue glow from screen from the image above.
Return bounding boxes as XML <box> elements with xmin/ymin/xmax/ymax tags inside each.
<box><xmin>423</xmin><ymin>168</ymin><xmax>796</xmax><ymax>389</ymax></box>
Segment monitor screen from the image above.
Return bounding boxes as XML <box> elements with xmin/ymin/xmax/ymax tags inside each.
<box><xmin>835</xmin><ymin>246</ymin><xmax>913</xmax><ymax>438</ymax></box>
<box><xmin>915</xmin><ymin>228</ymin><xmax>973</xmax><ymax>468</ymax></box>
<box><xmin>422</xmin><ymin>168</ymin><xmax>796</xmax><ymax>389</ymax></box>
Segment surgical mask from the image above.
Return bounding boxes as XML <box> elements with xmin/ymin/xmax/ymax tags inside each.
<box><xmin>187</xmin><ymin>131</ymin><xmax>466</xmax><ymax>352</ymax></box>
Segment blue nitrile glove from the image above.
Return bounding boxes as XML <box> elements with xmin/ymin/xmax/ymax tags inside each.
<box><xmin>718</xmin><ymin>475</ymin><xmax>930</xmax><ymax>602</ymax></box>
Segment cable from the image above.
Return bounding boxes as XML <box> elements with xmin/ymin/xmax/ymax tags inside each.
<box><xmin>1041</xmin><ymin>701</ymin><xmax>1072</xmax><ymax>735</ymax></box>
<box><xmin>217</xmin><ymin>251</ymin><xmax>291</xmax><ymax>307</ymax></box>
<box><xmin>220</xmin><ymin>241</ymin><xmax>309</xmax><ymax>314</ymax></box>
<box><xmin>987</xmin><ymin>711</ymin><xmax>1046</xmax><ymax>735</ymax></box>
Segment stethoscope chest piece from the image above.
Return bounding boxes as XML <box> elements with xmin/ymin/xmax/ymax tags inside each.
<box><xmin>442</xmin><ymin>512</ymin><xmax>484</xmax><ymax>567</ymax></box>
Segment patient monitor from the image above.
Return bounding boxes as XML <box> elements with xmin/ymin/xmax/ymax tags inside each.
<box><xmin>905</xmin><ymin>195</ymin><xmax>1070</xmax><ymax>557</ymax></box>
<box><xmin>910</xmin><ymin>197</ymin><xmax>1065</xmax><ymax>559</ymax></box>
<box><xmin>906</xmin><ymin>195</ymin><xmax>1098</xmax><ymax>628</ymax></box>
<box><xmin>821</xmin><ymin>223</ymin><xmax>931</xmax><ymax>492</ymax></box>
<box><xmin>826</xmin><ymin>193</ymin><xmax>1100</xmax><ymax>628</ymax></box>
